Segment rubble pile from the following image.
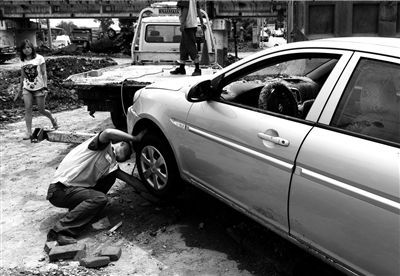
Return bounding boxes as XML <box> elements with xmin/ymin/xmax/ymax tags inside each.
<box><xmin>0</xmin><ymin>57</ymin><xmax>117</xmax><ymax>127</ymax></box>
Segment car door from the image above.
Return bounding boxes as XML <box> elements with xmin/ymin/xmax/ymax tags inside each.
<box><xmin>180</xmin><ymin>49</ymin><xmax>352</xmax><ymax>234</ymax></box>
<box><xmin>289</xmin><ymin>53</ymin><xmax>400</xmax><ymax>275</ymax></box>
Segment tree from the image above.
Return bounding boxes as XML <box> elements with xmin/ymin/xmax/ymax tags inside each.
<box><xmin>56</xmin><ymin>21</ymin><xmax>79</xmax><ymax>35</ymax></box>
<box><xmin>94</xmin><ymin>18</ymin><xmax>114</xmax><ymax>32</ymax></box>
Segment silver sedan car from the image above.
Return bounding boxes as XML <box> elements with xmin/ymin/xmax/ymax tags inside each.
<box><xmin>127</xmin><ymin>37</ymin><xmax>400</xmax><ymax>276</ymax></box>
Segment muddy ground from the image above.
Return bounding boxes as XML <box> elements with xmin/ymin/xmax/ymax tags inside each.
<box><xmin>0</xmin><ymin>57</ymin><xmax>344</xmax><ymax>276</ymax></box>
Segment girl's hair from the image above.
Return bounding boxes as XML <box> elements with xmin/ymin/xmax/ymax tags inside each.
<box><xmin>19</xmin><ymin>39</ymin><xmax>36</xmax><ymax>61</ymax></box>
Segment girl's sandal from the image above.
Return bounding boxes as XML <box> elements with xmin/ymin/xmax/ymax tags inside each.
<box><xmin>52</xmin><ymin>118</ymin><xmax>59</xmax><ymax>130</ymax></box>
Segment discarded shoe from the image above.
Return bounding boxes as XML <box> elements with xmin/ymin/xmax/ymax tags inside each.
<box><xmin>170</xmin><ymin>67</ymin><xmax>186</xmax><ymax>75</ymax></box>
<box><xmin>192</xmin><ymin>69</ymin><xmax>201</xmax><ymax>76</ymax></box>
<box><xmin>30</xmin><ymin>128</ymin><xmax>41</xmax><ymax>143</ymax></box>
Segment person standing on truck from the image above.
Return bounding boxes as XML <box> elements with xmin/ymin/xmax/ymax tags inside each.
<box><xmin>46</xmin><ymin>128</ymin><xmax>145</xmax><ymax>245</ymax></box>
<box><xmin>170</xmin><ymin>0</ymin><xmax>205</xmax><ymax>76</ymax></box>
<box><xmin>14</xmin><ymin>39</ymin><xmax>58</xmax><ymax>140</ymax></box>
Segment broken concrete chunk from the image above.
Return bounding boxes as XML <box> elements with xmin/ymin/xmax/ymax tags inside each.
<box><xmin>80</xmin><ymin>256</ymin><xmax>110</xmax><ymax>268</ymax></box>
<box><xmin>44</xmin><ymin>241</ymin><xmax>58</xmax><ymax>254</ymax></box>
<box><xmin>99</xmin><ymin>246</ymin><xmax>122</xmax><ymax>261</ymax></box>
<box><xmin>48</xmin><ymin>243</ymin><xmax>86</xmax><ymax>262</ymax></box>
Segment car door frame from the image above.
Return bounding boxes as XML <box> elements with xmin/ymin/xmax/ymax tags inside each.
<box><xmin>289</xmin><ymin>52</ymin><xmax>400</xmax><ymax>276</ymax></box>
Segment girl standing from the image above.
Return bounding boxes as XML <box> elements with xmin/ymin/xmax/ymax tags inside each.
<box><xmin>14</xmin><ymin>39</ymin><xmax>58</xmax><ymax>140</ymax></box>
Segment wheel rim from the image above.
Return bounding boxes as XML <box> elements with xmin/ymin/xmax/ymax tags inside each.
<box><xmin>140</xmin><ymin>145</ymin><xmax>168</xmax><ymax>191</ymax></box>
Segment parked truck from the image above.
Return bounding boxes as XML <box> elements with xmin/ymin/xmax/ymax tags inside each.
<box><xmin>70</xmin><ymin>28</ymin><xmax>92</xmax><ymax>50</ymax></box>
<box><xmin>0</xmin><ymin>22</ymin><xmax>16</xmax><ymax>64</ymax></box>
<box><xmin>65</xmin><ymin>2</ymin><xmax>218</xmax><ymax>129</ymax></box>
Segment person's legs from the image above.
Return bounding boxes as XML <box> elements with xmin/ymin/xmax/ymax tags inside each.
<box><xmin>94</xmin><ymin>170</ymin><xmax>118</xmax><ymax>194</ymax></box>
<box><xmin>171</xmin><ymin>29</ymin><xmax>190</xmax><ymax>75</ymax></box>
<box><xmin>35</xmin><ymin>94</ymin><xmax>58</xmax><ymax>129</ymax></box>
<box><xmin>179</xmin><ymin>29</ymin><xmax>190</xmax><ymax>63</ymax></box>
<box><xmin>48</xmin><ymin>184</ymin><xmax>108</xmax><ymax>239</ymax></box>
<box><xmin>22</xmin><ymin>91</ymin><xmax>33</xmax><ymax>139</ymax></box>
<box><xmin>186</xmin><ymin>28</ymin><xmax>201</xmax><ymax>76</ymax></box>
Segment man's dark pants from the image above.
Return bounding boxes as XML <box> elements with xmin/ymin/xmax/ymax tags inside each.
<box><xmin>47</xmin><ymin>171</ymin><xmax>117</xmax><ymax>237</ymax></box>
<box><xmin>180</xmin><ymin>27</ymin><xmax>198</xmax><ymax>61</ymax></box>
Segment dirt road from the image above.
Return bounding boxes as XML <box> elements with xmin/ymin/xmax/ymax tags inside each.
<box><xmin>0</xmin><ymin>106</ymin><xmax>345</xmax><ymax>276</ymax></box>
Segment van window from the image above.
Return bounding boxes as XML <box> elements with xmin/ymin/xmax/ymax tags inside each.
<box><xmin>145</xmin><ymin>25</ymin><xmax>181</xmax><ymax>43</ymax></box>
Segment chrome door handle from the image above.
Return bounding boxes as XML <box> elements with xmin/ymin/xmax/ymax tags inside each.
<box><xmin>257</xmin><ymin>132</ymin><xmax>290</xmax><ymax>147</ymax></box>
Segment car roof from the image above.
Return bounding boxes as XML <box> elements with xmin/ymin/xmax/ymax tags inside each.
<box><xmin>283</xmin><ymin>37</ymin><xmax>400</xmax><ymax>55</ymax></box>
<box><xmin>219</xmin><ymin>37</ymin><xmax>400</xmax><ymax>76</ymax></box>
<box><xmin>319</xmin><ymin>37</ymin><xmax>399</xmax><ymax>48</ymax></box>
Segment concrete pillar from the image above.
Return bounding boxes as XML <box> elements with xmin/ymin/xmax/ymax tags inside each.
<box><xmin>378</xmin><ymin>2</ymin><xmax>397</xmax><ymax>37</ymax></box>
<box><xmin>212</xmin><ymin>19</ymin><xmax>229</xmax><ymax>67</ymax></box>
<box><xmin>286</xmin><ymin>1</ymin><xmax>294</xmax><ymax>43</ymax></box>
<box><xmin>14</xmin><ymin>19</ymin><xmax>38</xmax><ymax>47</ymax></box>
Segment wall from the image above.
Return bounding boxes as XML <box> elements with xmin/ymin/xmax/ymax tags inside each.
<box><xmin>292</xmin><ymin>1</ymin><xmax>400</xmax><ymax>41</ymax></box>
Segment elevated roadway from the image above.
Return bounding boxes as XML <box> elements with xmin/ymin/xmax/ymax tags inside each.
<box><xmin>0</xmin><ymin>0</ymin><xmax>283</xmax><ymax>19</ymax></box>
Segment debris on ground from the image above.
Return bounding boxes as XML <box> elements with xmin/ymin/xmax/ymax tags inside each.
<box><xmin>99</xmin><ymin>246</ymin><xmax>122</xmax><ymax>261</ymax></box>
<box><xmin>0</xmin><ymin>56</ymin><xmax>117</xmax><ymax>127</ymax></box>
<box><xmin>108</xmin><ymin>221</ymin><xmax>123</xmax><ymax>233</ymax></box>
<box><xmin>48</xmin><ymin>243</ymin><xmax>87</xmax><ymax>262</ymax></box>
<box><xmin>92</xmin><ymin>217</ymin><xmax>112</xmax><ymax>231</ymax></box>
<box><xmin>79</xmin><ymin>256</ymin><xmax>110</xmax><ymax>268</ymax></box>
<box><xmin>44</xmin><ymin>241</ymin><xmax>59</xmax><ymax>254</ymax></box>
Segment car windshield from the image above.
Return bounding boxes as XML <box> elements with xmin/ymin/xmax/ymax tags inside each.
<box><xmin>243</xmin><ymin>58</ymin><xmax>334</xmax><ymax>82</ymax></box>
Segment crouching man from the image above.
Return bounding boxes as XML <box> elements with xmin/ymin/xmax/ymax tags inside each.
<box><xmin>46</xmin><ymin>128</ymin><xmax>144</xmax><ymax>245</ymax></box>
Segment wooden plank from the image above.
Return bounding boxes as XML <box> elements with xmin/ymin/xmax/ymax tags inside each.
<box><xmin>46</xmin><ymin>130</ymin><xmax>96</xmax><ymax>144</ymax></box>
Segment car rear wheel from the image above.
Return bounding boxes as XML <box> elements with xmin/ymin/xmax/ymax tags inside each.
<box><xmin>136</xmin><ymin>132</ymin><xmax>180</xmax><ymax>198</ymax></box>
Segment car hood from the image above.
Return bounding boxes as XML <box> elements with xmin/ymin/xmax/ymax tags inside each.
<box><xmin>144</xmin><ymin>74</ymin><xmax>212</xmax><ymax>92</ymax></box>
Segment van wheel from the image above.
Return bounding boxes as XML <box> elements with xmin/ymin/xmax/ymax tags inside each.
<box><xmin>136</xmin><ymin>132</ymin><xmax>180</xmax><ymax>198</ymax></box>
<box><xmin>110</xmin><ymin>110</ymin><xmax>127</xmax><ymax>130</ymax></box>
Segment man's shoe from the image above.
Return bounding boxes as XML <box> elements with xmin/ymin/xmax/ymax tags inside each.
<box><xmin>57</xmin><ymin>234</ymin><xmax>77</xmax><ymax>246</ymax></box>
<box><xmin>192</xmin><ymin>69</ymin><xmax>201</xmax><ymax>76</ymax></box>
<box><xmin>47</xmin><ymin>229</ymin><xmax>58</xmax><ymax>242</ymax></box>
<box><xmin>47</xmin><ymin>229</ymin><xmax>77</xmax><ymax>245</ymax></box>
<box><xmin>170</xmin><ymin>67</ymin><xmax>186</xmax><ymax>75</ymax></box>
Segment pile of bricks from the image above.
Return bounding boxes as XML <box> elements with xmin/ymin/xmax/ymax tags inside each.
<box><xmin>44</xmin><ymin>241</ymin><xmax>122</xmax><ymax>268</ymax></box>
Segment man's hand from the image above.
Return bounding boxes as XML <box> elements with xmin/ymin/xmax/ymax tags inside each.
<box><xmin>135</xmin><ymin>129</ymin><xmax>147</xmax><ymax>142</ymax></box>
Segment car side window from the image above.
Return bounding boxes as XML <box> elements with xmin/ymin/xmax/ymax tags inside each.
<box><xmin>331</xmin><ymin>58</ymin><xmax>400</xmax><ymax>144</ymax></box>
<box><xmin>220</xmin><ymin>54</ymin><xmax>339</xmax><ymax>119</ymax></box>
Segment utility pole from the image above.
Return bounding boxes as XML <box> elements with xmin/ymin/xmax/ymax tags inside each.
<box><xmin>287</xmin><ymin>0</ymin><xmax>294</xmax><ymax>43</ymax></box>
<box><xmin>46</xmin><ymin>19</ymin><xmax>52</xmax><ymax>49</ymax></box>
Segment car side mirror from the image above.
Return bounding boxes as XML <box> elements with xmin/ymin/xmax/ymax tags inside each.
<box><xmin>186</xmin><ymin>80</ymin><xmax>212</xmax><ymax>102</ymax></box>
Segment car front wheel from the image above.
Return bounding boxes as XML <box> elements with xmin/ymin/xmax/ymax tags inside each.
<box><xmin>136</xmin><ymin>132</ymin><xmax>180</xmax><ymax>198</ymax></box>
